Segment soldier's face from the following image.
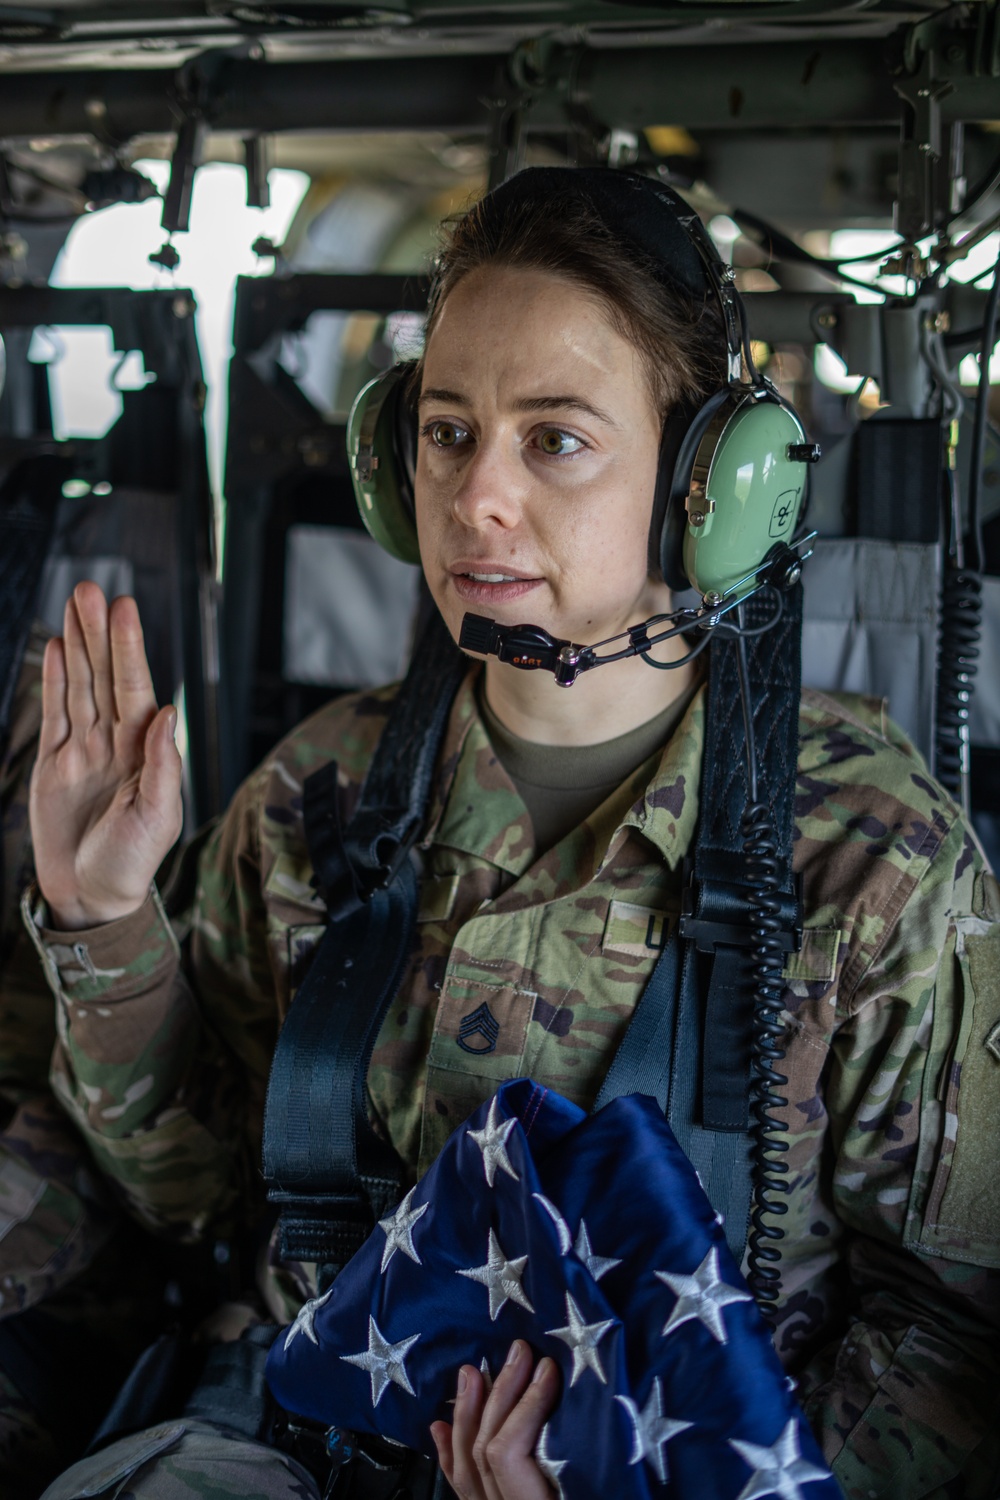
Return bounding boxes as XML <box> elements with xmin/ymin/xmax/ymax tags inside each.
<box><xmin>415</xmin><ymin>266</ymin><xmax>671</xmax><ymax>652</ymax></box>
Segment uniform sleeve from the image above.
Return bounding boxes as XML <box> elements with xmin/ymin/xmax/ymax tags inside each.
<box><xmin>0</xmin><ymin>626</ymin><xmax>122</xmax><ymax>1309</ymax></box>
<box><xmin>796</xmin><ymin>814</ymin><xmax>1000</xmax><ymax>1498</ymax></box>
<box><xmin>20</xmin><ymin>768</ymin><xmax>278</xmax><ymax>1242</ymax></box>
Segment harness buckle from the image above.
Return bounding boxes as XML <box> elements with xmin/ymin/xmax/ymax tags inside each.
<box><xmin>678</xmin><ymin>864</ymin><xmax>803</xmax><ymax>954</ymax></box>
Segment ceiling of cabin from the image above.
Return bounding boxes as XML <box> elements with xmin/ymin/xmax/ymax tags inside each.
<box><xmin>0</xmin><ymin>0</ymin><xmax>995</xmax><ymax>253</ymax></box>
<box><xmin>0</xmin><ymin>0</ymin><xmax>965</xmax><ymax>67</ymax></box>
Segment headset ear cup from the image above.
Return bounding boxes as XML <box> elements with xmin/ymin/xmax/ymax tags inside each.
<box><xmin>392</xmin><ymin>375</ymin><xmax>418</xmax><ymax>505</ymax></box>
<box><xmin>682</xmin><ymin>392</ymin><xmax>809</xmax><ymax>598</ymax></box>
<box><xmin>652</xmin><ymin>408</ymin><xmax>696</xmax><ymax>590</ymax></box>
<box><xmin>347</xmin><ymin>366</ymin><xmax>422</xmax><ymax>565</ymax></box>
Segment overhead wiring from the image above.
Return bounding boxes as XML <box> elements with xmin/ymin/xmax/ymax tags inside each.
<box><xmin>948</xmin><ymin>146</ymin><xmax>1000</xmax><ymax>229</ymax></box>
<box><xmin>729</xmin><ymin>207</ymin><xmax>892</xmax><ymax>296</ymax></box>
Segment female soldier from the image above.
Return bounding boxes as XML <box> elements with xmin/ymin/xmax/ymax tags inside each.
<box><xmin>25</xmin><ymin>169</ymin><xmax>1000</xmax><ymax>1500</ymax></box>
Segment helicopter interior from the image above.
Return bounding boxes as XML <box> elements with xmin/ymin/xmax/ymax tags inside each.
<box><xmin>0</xmin><ymin>0</ymin><xmax>998</xmax><ymax>854</ymax></box>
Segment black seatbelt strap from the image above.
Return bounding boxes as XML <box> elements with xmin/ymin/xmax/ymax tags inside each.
<box><xmin>686</xmin><ymin>583</ymin><xmax>803</xmax><ymax>1132</ymax></box>
<box><xmin>262</xmin><ymin>610</ymin><xmax>467</xmax><ymax>1277</ymax></box>
<box><xmin>595</xmin><ymin>585</ymin><xmax>803</xmax><ymax>1264</ymax></box>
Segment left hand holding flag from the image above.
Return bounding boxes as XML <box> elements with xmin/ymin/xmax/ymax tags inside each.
<box><xmin>266</xmin><ymin>1079</ymin><xmax>841</xmax><ymax>1499</ymax></box>
<box><xmin>432</xmin><ymin>1341</ymin><xmax>560</xmax><ymax>1500</ymax></box>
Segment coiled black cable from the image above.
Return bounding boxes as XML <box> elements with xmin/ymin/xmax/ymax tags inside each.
<box><xmin>934</xmin><ymin>254</ymin><xmax>997</xmax><ymax>807</ymax></box>
<box><xmin>740</xmin><ymin>800</ymin><xmax>791</xmax><ymax>1318</ymax></box>
<box><xmin>935</xmin><ymin>469</ymin><xmax>982</xmax><ymax>802</ymax></box>
<box><xmin>733</xmin><ymin>626</ymin><xmax>790</xmax><ymax>1322</ymax></box>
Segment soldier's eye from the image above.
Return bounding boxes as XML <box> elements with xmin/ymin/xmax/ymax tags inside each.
<box><xmin>423</xmin><ymin>420</ymin><xmax>469</xmax><ymax>448</ymax></box>
<box><xmin>536</xmin><ymin>428</ymin><xmax>585</xmax><ymax>456</ymax></box>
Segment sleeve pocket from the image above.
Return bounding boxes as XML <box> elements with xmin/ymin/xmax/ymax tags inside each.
<box><xmin>907</xmin><ymin>914</ymin><xmax>1000</xmax><ymax>1267</ymax></box>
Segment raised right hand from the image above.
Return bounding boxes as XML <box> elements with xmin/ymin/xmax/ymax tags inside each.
<box><xmin>29</xmin><ymin>581</ymin><xmax>184</xmax><ymax>931</ymax></box>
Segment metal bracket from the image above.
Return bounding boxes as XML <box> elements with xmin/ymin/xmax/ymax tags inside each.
<box><xmin>973</xmin><ymin>0</ymin><xmax>1000</xmax><ymax>78</ymax></box>
<box><xmin>245</xmin><ymin>133</ymin><xmax>270</xmax><ymax>211</ymax></box>
<box><xmin>163</xmin><ymin>42</ymin><xmax>263</xmax><ymax>234</ymax></box>
<box><xmin>486</xmin><ymin>35</ymin><xmax>568</xmax><ymax>191</ymax></box>
<box><xmin>893</xmin><ymin>41</ymin><xmax>955</xmax><ymax>242</ymax></box>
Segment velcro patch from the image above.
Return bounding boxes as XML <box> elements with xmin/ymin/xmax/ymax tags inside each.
<box><xmin>781</xmin><ymin>928</ymin><xmax>840</xmax><ymax>984</ymax></box>
<box><xmin>602</xmin><ymin>901</ymin><xmax>673</xmax><ymax>959</ymax></box>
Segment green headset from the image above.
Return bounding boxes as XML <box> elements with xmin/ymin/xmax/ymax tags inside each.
<box><xmin>346</xmin><ymin>173</ymin><xmax>817</xmax><ymax>604</ymax></box>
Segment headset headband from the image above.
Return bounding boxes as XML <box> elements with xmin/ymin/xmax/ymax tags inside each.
<box><xmin>458</xmin><ymin>168</ymin><xmax>752</xmax><ymax>388</ymax></box>
<box><xmin>349</xmin><ymin>166</ymin><xmax>817</xmax><ymax>595</ymax></box>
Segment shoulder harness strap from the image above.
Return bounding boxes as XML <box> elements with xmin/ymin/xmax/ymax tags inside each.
<box><xmin>262</xmin><ymin>609</ymin><xmax>467</xmax><ymax>1279</ymax></box>
<box><xmin>595</xmin><ymin>584</ymin><xmax>803</xmax><ymax>1264</ymax></box>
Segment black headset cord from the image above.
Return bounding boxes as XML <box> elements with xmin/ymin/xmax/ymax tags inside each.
<box><xmin>733</xmin><ymin>619</ymin><xmax>790</xmax><ymax>1323</ymax></box>
<box><xmin>934</xmin><ymin>254</ymin><xmax>996</xmax><ymax>812</ymax></box>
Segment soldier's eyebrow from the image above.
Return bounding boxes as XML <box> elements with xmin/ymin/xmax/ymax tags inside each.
<box><xmin>512</xmin><ymin>394</ymin><xmax>620</xmax><ymax>428</ymax></box>
<box><xmin>418</xmin><ymin>388</ymin><xmax>620</xmax><ymax>428</ymax></box>
<box><xmin>419</xmin><ymin>387</ymin><xmax>467</xmax><ymax>407</ymax></box>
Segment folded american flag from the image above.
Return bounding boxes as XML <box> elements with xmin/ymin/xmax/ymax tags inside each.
<box><xmin>266</xmin><ymin>1079</ymin><xmax>839</xmax><ymax>1499</ymax></box>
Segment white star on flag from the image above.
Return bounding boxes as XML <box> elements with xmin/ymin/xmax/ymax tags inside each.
<box><xmin>656</xmin><ymin>1245</ymin><xmax>752</xmax><ymax>1344</ymax></box>
<box><xmin>546</xmin><ymin>1291</ymin><xmax>615</xmax><ymax>1386</ymax></box>
<box><xmin>535</xmin><ymin>1422</ymin><xmax>567</xmax><ymax>1499</ymax></box>
<box><xmin>467</xmin><ymin>1097</ymin><xmax>520</xmax><ymax>1188</ymax></box>
<box><xmin>532</xmin><ymin>1192</ymin><xmax>572</xmax><ymax>1254</ymax></box>
<box><xmin>574</xmin><ymin>1220</ymin><xmax>622</xmax><ymax>1282</ymax></box>
<box><xmin>378</xmin><ymin>1187</ymin><xmax>429</xmax><ymax>1273</ymax></box>
<box><xmin>731</xmin><ymin>1417</ymin><xmax>833</xmax><ymax>1500</ymax></box>
<box><xmin>282</xmin><ymin>1286</ymin><xmax>333</xmax><ymax>1351</ymax></box>
<box><xmin>457</xmin><ymin>1227</ymin><xmax>534</xmax><ymax>1321</ymax></box>
<box><xmin>341</xmin><ymin>1315</ymin><xmax>420</xmax><ymax>1407</ymax></box>
<box><xmin>616</xmin><ymin>1379</ymin><xmax>693</xmax><ymax>1482</ymax></box>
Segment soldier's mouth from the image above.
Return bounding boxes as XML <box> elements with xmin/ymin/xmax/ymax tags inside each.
<box><xmin>450</xmin><ymin>571</ymin><xmax>543</xmax><ymax>605</ymax></box>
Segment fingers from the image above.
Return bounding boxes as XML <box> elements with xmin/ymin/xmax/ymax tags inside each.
<box><xmin>38</xmin><ymin>636</ymin><xmax>69</xmax><ymax>758</ymax></box>
<box><xmin>76</xmin><ymin>578</ymin><xmax>123</xmax><ymax>724</ymax></box>
<box><xmin>448</xmin><ymin>1364</ymin><xmax>493</xmax><ymax>1500</ymax></box>
<box><xmin>474</xmin><ymin>1342</ymin><xmax>534</xmax><ymax>1462</ymax></box>
<box><xmin>430</xmin><ymin>1420</ymin><xmax>456</xmax><ymax>1493</ymax></box>
<box><xmin>63</xmin><ymin>585</ymin><xmax>100</xmax><ymax>732</ymax></box>
<box><xmin>483</xmin><ymin>1357</ymin><xmax>560</xmax><ymax>1499</ymax></box>
<box><xmin>440</xmin><ymin>1345</ymin><xmax>561</xmax><ymax>1500</ymax></box>
<box><xmin>63</xmin><ymin>584</ymin><xmax>159</xmax><ymax>743</ymax></box>
<box><xmin>109</xmin><ymin>593</ymin><xmax>158</xmax><ymax>728</ymax></box>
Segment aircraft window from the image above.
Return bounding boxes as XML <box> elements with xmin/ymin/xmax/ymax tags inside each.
<box><xmin>27</xmin><ymin>325</ymin><xmax>152</xmax><ymax>440</ymax></box>
<box><xmin>49</xmin><ymin>158</ymin><xmax>308</xmax><ymax>501</ymax></box>
<box><xmin>279</xmin><ymin>306</ymin><xmax>427</xmax><ymax>424</ymax></box>
<box><xmin>274</xmin><ymin>181</ymin><xmax>440</xmax><ymax>422</ymax></box>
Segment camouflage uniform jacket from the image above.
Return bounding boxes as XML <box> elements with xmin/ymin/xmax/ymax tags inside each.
<box><xmin>22</xmin><ymin>670</ymin><xmax>1000</xmax><ymax>1498</ymax></box>
<box><xmin>1</xmin><ymin>625</ymin><xmax>118</xmax><ymax>1316</ymax></box>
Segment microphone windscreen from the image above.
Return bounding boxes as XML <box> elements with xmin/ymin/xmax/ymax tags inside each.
<box><xmin>459</xmin><ymin>613</ymin><xmax>497</xmax><ymax>655</ymax></box>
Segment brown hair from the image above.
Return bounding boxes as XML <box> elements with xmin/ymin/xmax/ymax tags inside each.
<box><xmin>422</xmin><ymin>187</ymin><xmax>727</xmax><ymax>419</ymax></box>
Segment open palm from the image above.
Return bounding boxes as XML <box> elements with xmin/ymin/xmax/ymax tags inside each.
<box><xmin>29</xmin><ymin>581</ymin><xmax>184</xmax><ymax>931</ymax></box>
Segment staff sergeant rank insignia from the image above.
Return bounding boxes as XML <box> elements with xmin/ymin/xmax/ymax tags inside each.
<box><xmin>457</xmin><ymin>1002</ymin><xmax>501</xmax><ymax>1055</ymax></box>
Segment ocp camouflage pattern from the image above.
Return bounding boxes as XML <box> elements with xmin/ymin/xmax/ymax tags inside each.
<box><xmin>22</xmin><ymin>669</ymin><xmax>1000</xmax><ymax>1498</ymax></box>
<box><xmin>1</xmin><ymin>625</ymin><xmax>119</xmax><ymax>1315</ymax></box>
<box><xmin>1</xmin><ymin>626</ymin><xmax>139</xmax><ymax>1499</ymax></box>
